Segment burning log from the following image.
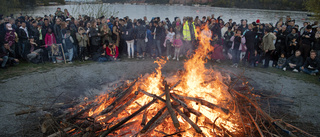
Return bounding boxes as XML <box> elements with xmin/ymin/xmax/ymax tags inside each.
<box><xmin>140</xmin><ymin>110</ymin><xmax>148</xmax><ymax>126</ymax></box>
<box><xmin>164</xmin><ymin>81</ymin><xmax>180</xmax><ymax>129</ymax></box>
<box><xmin>172</xmin><ymin>106</ymin><xmax>202</xmax><ymax>133</ymax></box>
<box><xmin>99</xmin><ymin>79</ymin><xmax>138</xmax><ymax>115</ymax></box>
<box><xmin>170</xmin><ymin>94</ymin><xmax>202</xmax><ymax>117</ymax></box>
<box><xmin>100</xmin><ymin>91</ymin><xmax>139</xmax><ymax>123</ymax></box>
<box><xmin>66</xmin><ymin>102</ymin><xmax>97</xmax><ymax>121</ymax></box>
<box><xmin>172</xmin><ymin>93</ymin><xmax>230</xmax><ymax>114</ymax></box>
<box><xmin>99</xmin><ymin>93</ymin><xmax>166</xmax><ymax>137</ymax></box>
<box><xmin>140</xmin><ymin>106</ymin><xmax>167</xmax><ymax>133</ymax></box>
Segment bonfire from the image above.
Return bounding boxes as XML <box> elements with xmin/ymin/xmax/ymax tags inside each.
<box><xmin>16</xmin><ymin>26</ymin><xmax>315</xmax><ymax>137</ymax></box>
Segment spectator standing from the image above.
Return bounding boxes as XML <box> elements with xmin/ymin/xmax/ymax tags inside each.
<box><xmin>300</xmin><ymin>25</ymin><xmax>315</xmax><ymax>60</ymax></box>
<box><xmin>44</xmin><ymin>28</ymin><xmax>56</xmax><ymax>46</ymax></box>
<box><xmin>223</xmin><ymin>26</ymin><xmax>234</xmax><ymax>58</ymax></box>
<box><xmin>314</xmin><ymin>27</ymin><xmax>320</xmax><ymax>58</ymax></box>
<box><xmin>172</xmin><ymin>34</ymin><xmax>183</xmax><ymax>61</ymax></box>
<box><xmin>89</xmin><ymin>21</ymin><xmax>101</xmax><ymax>55</ymax></box>
<box><xmin>112</xmin><ymin>21</ymin><xmax>121</xmax><ymax>47</ymax></box>
<box><xmin>53</xmin><ymin>18</ymin><xmax>63</xmax><ymax>44</ymax></box>
<box><xmin>124</xmin><ymin>22</ymin><xmax>135</xmax><ymax>58</ymax></box>
<box><xmin>261</xmin><ymin>28</ymin><xmax>277</xmax><ymax>68</ymax></box>
<box><xmin>243</xmin><ymin>24</ymin><xmax>256</xmax><ymax>67</ymax></box>
<box><xmin>164</xmin><ymin>27</ymin><xmax>175</xmax><ymax>60</ymax></box>
<box><xmin>286</xmin><ymin>28</ymin><xmax>299</xmax><ymax>57</ymax></box>
<box><xmin>63</xmin><ymin>30</ymin><xmax>75</xmax><ymax>63</ymax></box>
<box><xmin>18</xmin><ymin>22</ymin><xmax>29</xmax><ymax>59</ymax></box>
<box><xmin>76</xmin><ymin>27</ymin><xmax>89</xmax><ymax>61</ymax></box>
<box><xmin>100</xmin><ymin>24</ymin><xmax>112</xmax><ymax>45</ymax></box>
<box><xmin>274</xmin><ymin>25</ymin><xmax>288</xmax><ymax>66</ymax></box>
<box><xmin>230</xmin><ymin>29</ymin><xmax>246</xmax><ymax>68</ymax></box>
<box><xmin>136</xmin><ymin>20</ymin><xmax>147</xmax><ymax>59</ymax></box>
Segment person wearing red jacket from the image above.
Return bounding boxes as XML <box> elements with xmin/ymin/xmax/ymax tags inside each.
<box><xmin>105</xmin><ymin>42</ymin><xmax>119</xmax><ymax>61</ymax></box>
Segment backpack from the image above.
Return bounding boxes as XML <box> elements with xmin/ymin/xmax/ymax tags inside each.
<box><xmin>137</xmin><ymin>26</ymin><xmax>146</xmax><ymax>39</ymax></box>
<box><xmin>124</xmin><ymin>28</ymin><xmax>134</xmax><ymax>41</ymax></box>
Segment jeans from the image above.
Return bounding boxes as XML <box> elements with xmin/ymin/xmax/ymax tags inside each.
<box><xmin>174</xmin><ymin>47</ymin><xmax>181</xmax><ymax>58</ymax></box>
<box><xmin>243</xmin><ymin>48</ymin><xmax>254</xmax><ymax>65</ymax></box>
<box><xmin>301</xmin><ymin>68</ymin><xmax>319</xmax><ymax>75</ymax></box>
<box><xmin>276</xmin><ymin>65</ymin><xmax>284</xmax><ymax>69</ymax></box>
<box><xmin>136</xmin><ymin>39</ymin><xmax>146</xmax><ymax>55</ymax></box>
<box><xmin>65</xmin><ymin>48</ymin><xmax>74</xmax><ymax>62</ymax></box>
<box><xmin>232</xmin><ymin>49</ymin><xmax>241</xmax><ymax>64</ymax></box>
<box><xmin>166</xmin><ymin>40</ymin><xmax>172</xmax><ymax>57</ymax></box>
<box><xmin>126</xmin><ymin>40</ymin><xmax>134</xmax><ymax>58</ymax></box>
<box><xmin>263</xmin><ymin>50</ymin><xmax>273</xmax><ymax>67</ymax></box>
<box><xmin>19</xmin><ymin>41</ymin><xmax>26</xmax><ymax>58</ymax></box>
<box><xmin>79</xmin><ymin>47</ymin><xmax>87</xmax><ymax>61</ymax></box>
<box><xmin>154</xmin><ymin>39</ymin><xmax>161</xmax><ymax>57</ymax></box>
<box><xmin>1</xmin><ymin>56</ymin><xmax>8</xmax><ymax>67</ymax></box>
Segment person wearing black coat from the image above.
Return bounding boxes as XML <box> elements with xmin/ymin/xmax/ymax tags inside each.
<box><xmin>53</xmin><ymin>18</ymin><xmax>63</xmax><ymax>44</ymax></box>
<box><xmin>300</xmin><ymin>25</ymin><xmax>315</xmax><ymax>60</ymax></box>
<box><xmin>300</xmin><ymin>51</ymin><xmax>319</xmax><ymax>75</ymax></box>
<box><xmin>88</xmin><ymin>21</ymin><xmax>101</xmax><ymax>55</ymax></box>
<box><xmin>283</xmin><ymin>50</ymin><xmax>304</xmax><ymax>72</ymax></box>
<box><xmin>243</xmin><ymin>24</ymin><xmax>256</xmax><ymax>67</ymax></box>
<box><xmin>29</xmin><ymin>21</ymin><xmax>40</xmax><ymax>44</ymax></box>
<box><xmin>274</xmin><ymin>25</ymin><xmax>288</xmax><ymax>66</ymax></box>
<box><xmin>285</xmin><ymin>28</ymin><xmax>299</xmax><ymax>57</ymax></box>
<box><xmin>18</xmin><ymin>22</ymin><xmax>29</xmax><ymax>59</ymax></box>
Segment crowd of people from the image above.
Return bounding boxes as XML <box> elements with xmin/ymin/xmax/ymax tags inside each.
<box><xmin>0</xmin><ymin>7</ymin><xmax>320</xmax><ymax>80</ymax></box>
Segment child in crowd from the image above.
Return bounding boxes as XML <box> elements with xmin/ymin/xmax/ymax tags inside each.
<box><xmin>230</xmin><ymin>29</ymin><xmax>246</xmax><ymax>68</ymax></box>
<box><xmin>51</xmin><ymin>44</ymin><xmax>60</xmax><ymax>63</ymax></box>
<box><xmin>45</xmin><ymin>28</ymin><xmax>56</xmax><ymax>46</ymax></box>
<box><xmin>252</xmin><ymin>50</ymin><xmax>260</xmax><ymax>67</ymax></box>
<box><xmin>164</xmin><ymin>27</ymin><xmax>175</xmax><ymax>60</ymax></box>
<box><xmin>276</xmin><ymin>53</ymin><xmax>286</xmax><ymax>69</ymax></box>
<box><xmin>63</xmin><ymin>30</ymin><xmax>74</xmax><ymax>63</ymax></box>
<box><xmin>172</xmin><ymin>34</ymin><xmax>183</xmax><ymax>61</ymax></box>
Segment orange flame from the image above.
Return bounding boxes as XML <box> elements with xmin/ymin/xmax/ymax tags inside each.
<box><xmin>67</xmin><ymin>25</ymin><xmax>241</xmax><ymax>136</ymax></box>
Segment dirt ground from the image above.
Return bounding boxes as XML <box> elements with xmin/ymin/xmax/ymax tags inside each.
<box><xmin>0</xmin><ymin>59</ymin><xmax>319</xmax><ymax>136</ymax></box>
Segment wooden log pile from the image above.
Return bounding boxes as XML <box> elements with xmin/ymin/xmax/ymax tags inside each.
<box><xmin>15</xmin><ymin>76</ymin><xmax>316</xmax><ymax>137</ymax></box>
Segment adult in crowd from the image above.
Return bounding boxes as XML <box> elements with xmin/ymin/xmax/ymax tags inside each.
<box><xmin>230</xmin><ymin>29</ymin><xmax>246</xmax><ymax>68</ymax></box>
<box><xmin>283</xmin><ymin>50</ymin><xmax>304</xmax><ymax>72</ymax></box>
<box><xmin>89</xmin><ymin>21</ymin><xmax>101</xmax><ymax>55</ymax></box>
<box><xmin>135</xmin><ymin>20</ymin><xmax>147</xmax><ymax>59</ymax></box>
<box><xmin>300</xmin><ymin>50</ymin><xmax>320</xmax><ymax>75</ymax></box>
<box><xmin>0</xmin><ymin>42</ymin><xmax>19</xmax><ymax>69</ymax></box>
<box><xmin>285</xmin><ymin>28</ymin><xmax>299</xmax><ymax>57</ymax></box>
<box><xmin>300</xmin><ymin>25</ymin><xmax>315</xmax><ymax>60</ymax></box>
<box><xmin>261</xmin><ymin>28</ymin><xmax>277</xmax><ymax>68</ymax></box>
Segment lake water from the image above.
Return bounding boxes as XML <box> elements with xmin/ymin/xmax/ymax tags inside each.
<box><xmin>23</xmin><ymin>3</ymin><xmax>310</xmax><ymax>27</ymax></box>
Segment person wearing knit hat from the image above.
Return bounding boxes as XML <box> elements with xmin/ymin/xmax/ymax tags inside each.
<box><xmin>256</xmin><ymin>19</ymin><xmax>260</xmax><ymax>24</ymax></box>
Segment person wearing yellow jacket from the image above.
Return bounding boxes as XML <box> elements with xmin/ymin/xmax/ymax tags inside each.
<box><xmin>183</xmin><ymin>17</ymin><xmax>198</xmax><ymax>55</ymax></box>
